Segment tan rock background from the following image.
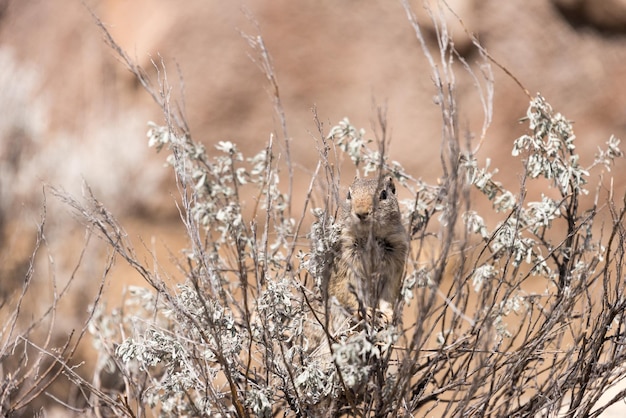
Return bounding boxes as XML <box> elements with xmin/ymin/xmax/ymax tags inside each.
<box><xmin>2</xmin><ymin>0</ymin><xmax>626</xmax><ymax>414</ymax></box>
<box><xmin>3</xmin><ymin>0</ymin><xmax>626</xmax><ymax>217</ymax></box>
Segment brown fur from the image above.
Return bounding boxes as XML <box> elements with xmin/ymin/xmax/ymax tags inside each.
<box><xmin>328</xmin><ymin>175</ymin><xmax>408</xmax><ymax>319</ymax></box>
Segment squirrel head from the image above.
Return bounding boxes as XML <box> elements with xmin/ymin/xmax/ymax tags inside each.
<box><xmin>343</xmin><ymin>175</ymin><xmax>401</xmax><ymax>229</ymax></box>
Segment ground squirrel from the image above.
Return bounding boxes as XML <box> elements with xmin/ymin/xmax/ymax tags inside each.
<box><xmin>327</xmin><ymin>175</ymin><xmax>409</xmax><ymax>321</ymax></box>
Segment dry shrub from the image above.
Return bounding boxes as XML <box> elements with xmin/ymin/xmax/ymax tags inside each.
<box><xmin>3</xmin><ymin>2</ymin><xmax>626</xmax><ymax>417</ymax></box>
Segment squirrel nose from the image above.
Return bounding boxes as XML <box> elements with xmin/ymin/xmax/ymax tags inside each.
<box><xmin>355</xmin><ymin>211</ymin><xmax>370</xmax><ymax>221</ymax></box>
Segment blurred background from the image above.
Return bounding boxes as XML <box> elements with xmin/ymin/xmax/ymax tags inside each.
<box><xmin>2</xmin><ymin>0</ymin><xmax>626</xmax><ymax>414</ymax></box>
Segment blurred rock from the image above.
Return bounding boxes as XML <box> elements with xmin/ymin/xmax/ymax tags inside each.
<box><xmin>416</xmin><ymin>0</ymin><xmax>481</xmax><ymax>56</ymax></box>
<box><xmin>553</xmin><ymin>0</ymin><xmax>626</xmax><ymax>33</ymax></box>
<box><xmin>2</xmin><ymin>0</ymin><xmax>626</xmax><ymax>222</ymax></box>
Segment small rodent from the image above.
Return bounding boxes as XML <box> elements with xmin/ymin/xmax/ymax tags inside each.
<box><xmin>327</xmin><ymin>175</ymin><xmax>409</xmax><ymax>320</ymax></box>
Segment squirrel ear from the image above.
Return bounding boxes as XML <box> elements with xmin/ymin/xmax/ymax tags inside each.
<box><xmin>385</xmin><ymin>175</ymin><xmax>396</xmax><ymax>194</ymax></box>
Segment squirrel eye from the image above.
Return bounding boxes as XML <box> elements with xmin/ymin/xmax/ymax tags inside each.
<box><xmin>380</xmin><ymin>189</ymin><xmax>388</xmax><ymax>200</ymax></box>
<box><xmin>346</xmin><ymin>190</ymin><xmax>352</xmax><ymax>200</ymax></box>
